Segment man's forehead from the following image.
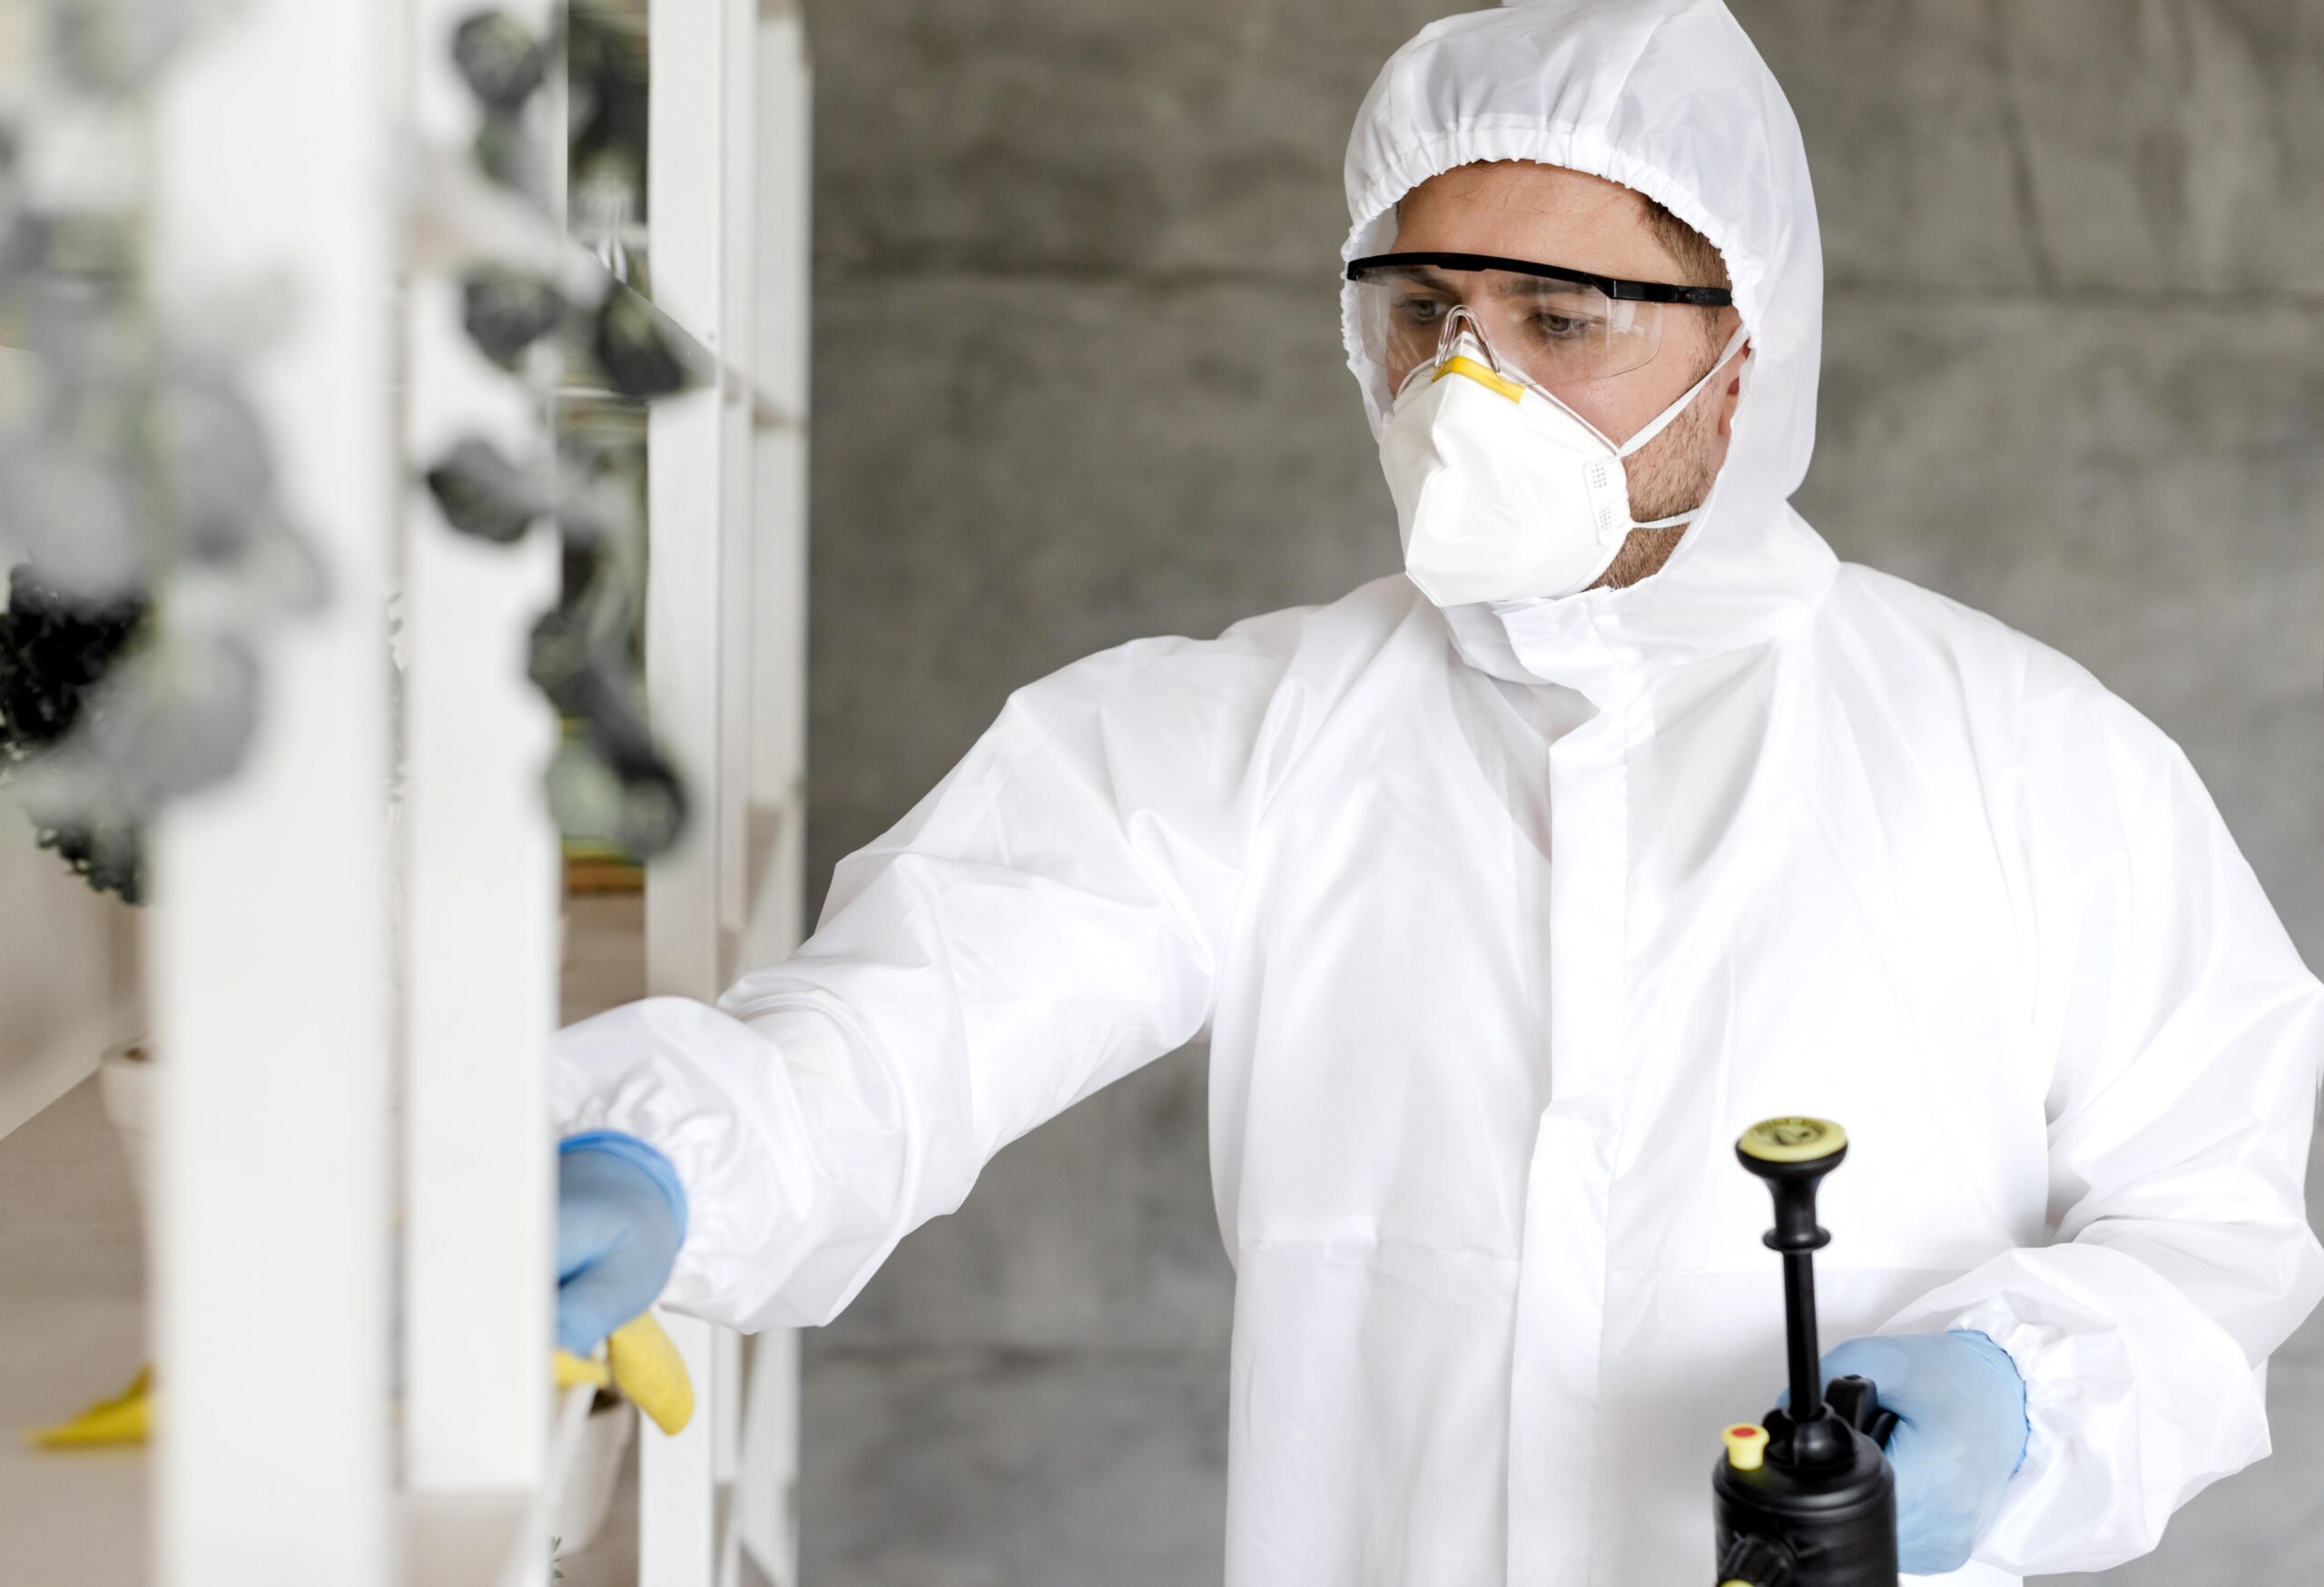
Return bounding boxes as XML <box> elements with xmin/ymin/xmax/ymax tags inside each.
<box><xmin>1399</xmin><ymin>161</ymin><xmax>1639</xmax><ymax>219</ymax></box>
<box><xmin>1392</xmin><ymin>161</ymin><xmax>1679</xmax><ymax>281</ymax></box>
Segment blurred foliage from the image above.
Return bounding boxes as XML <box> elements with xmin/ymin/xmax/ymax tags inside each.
<box><xmin>428</xmin><ymin>5</ymin><xmax>692</xmax><ymax>863</ymax></box>
<box><xmin>0</xmin><ymin>0</ymin><xmax>693</xmax><ymax>898</ymax></box>
<box><xmin>461</xmin><ymin>263</ymin><xmax>566</xmax><ymax>370</ymax></box>
<box><xmin>451</xmin><ymin>11</ymin><xmax>550</xmax><ymax>113</ymax></box>
<box><xmin>566</xmin><ymin>0</ymin><xmax>648</xmax><ymax>234</ymax></box>
<box><xmin>0</xmin><ymin>567</ymin><xmax>150</xmax><ymax>901</ymax></box>
<box><xmin>425</xmin><ymin>436</ymin><xmax>547</xmax><ymax>545</ymax></box>
<box><xmin>587</xmin><ymin>286</ymin><xmax>690</xmax><ymax>399</ymax></box>
<box><xmin>0</xmin><ymin>0</ymin><xmax>327</xmax><ymax>902</ymax></box>
<box><xmin>44</xmin><ymin>0</ymin><xmax>220</xmax><ymax>100</ymax></box>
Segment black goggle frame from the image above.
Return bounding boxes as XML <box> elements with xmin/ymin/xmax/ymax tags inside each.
<box><xmin>1345</xmin><ymin>251</ymin><xmax>1733</xmax><ymax>309</ymax></box>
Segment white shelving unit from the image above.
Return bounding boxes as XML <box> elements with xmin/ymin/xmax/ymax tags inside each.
<box><xmin>127</xmin><ymin>0</ymin><xmax>812</xmax><ymax>1582</ymax></box>
<box><xmin>640</xmin><ymin>3</ymin><xmax>811</xmax><ymax>1585</ymax></box>
<box><xmin>147</xmin><ymin>0</ymin><xmax>399</xmax><ymax>1578</ymax></box>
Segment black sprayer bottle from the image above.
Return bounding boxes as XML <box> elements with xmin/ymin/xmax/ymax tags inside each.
<box><xmin>1711</xmin><ymin>1118</ymin><xmax>1901</xmax><ymax>1587</ymax></box>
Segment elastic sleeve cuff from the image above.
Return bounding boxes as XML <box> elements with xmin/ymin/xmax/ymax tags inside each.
<box><xmin>1932</xmin><ymin>1304</ymin><xmax>2063</xmax><ymax>1484</ymax></box>
<box><xmin>561</xmin><ymin>1129</ymin><xmax>691</xmax><ymax>1235</ymax></box>
<box><xmin>1945</xmin><ymin>1326</ymin><xmax>2034</xmax><ymax>1476</ymax></box>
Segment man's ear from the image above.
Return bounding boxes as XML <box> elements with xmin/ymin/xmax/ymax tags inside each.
<box><xmin>1717</xmin><ymin>341</ymin><xmax>1751</xmax><ymax>439</ymax></box>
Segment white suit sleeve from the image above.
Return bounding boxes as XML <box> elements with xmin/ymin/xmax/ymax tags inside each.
<box><xmin>1881</xmin><ymin>675</ymin><xmax>2324</xmax><ymax>1574</ymax></box>
<box><xmin>551</xmin><ymin>618</ymin><xmax>1303</xmax><ymax>1332</ymax></box>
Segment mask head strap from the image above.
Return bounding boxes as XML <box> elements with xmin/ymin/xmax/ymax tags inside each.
<box><xmin>1616</xmin><ymin>323</ymin><xmax>1751</xmax><ymax>531</ymax></box>
<box><xmin>1614</xmin><ymin>322</ymin><xmax>1750</xmax><ymax>462</ymax></box>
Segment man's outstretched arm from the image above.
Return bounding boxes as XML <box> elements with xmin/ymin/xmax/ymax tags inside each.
<box><xmin>550</xmin><ymin>612</ymin><xmax>1313</xmax><ymax>1340</ymax></box>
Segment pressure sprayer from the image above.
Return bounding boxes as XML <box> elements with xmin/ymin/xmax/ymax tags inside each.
<box><xmin>1712</xmin><ymin>1118</ymin><xmax>1900</xmax><ymax>1587</ymax></box>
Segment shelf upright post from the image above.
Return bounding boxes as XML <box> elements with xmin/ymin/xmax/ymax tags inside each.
<box><xmin>641</xmin><ymin>0</ymin><xmax>757</xmax><ymax>1582</ymax></box>
<box><xmin>147</xmin><ymin>1</ymin><xmax>398</xmax><ymax>1582</ymax></box>
<box><xmin>725</xmin><ymin>5</ymin><xmax>816</xmax><ymax>1583</ymax></box>
<box><xmin>396</xmin><ymin>0</ymin><xmax>565</xmax><ymax>1547</ymax></box>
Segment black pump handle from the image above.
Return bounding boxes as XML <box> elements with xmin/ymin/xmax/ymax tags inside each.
<box><xmin>1736</xmin><ymin>1118</ymin><xmax>1850</xmax><ymax>1465</ymax></box>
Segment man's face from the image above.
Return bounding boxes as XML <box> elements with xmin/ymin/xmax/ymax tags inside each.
<box><xmin>1387</xmin><ymin>161</ymin><xmax>1748</xmax><ymax>584</ymax></box>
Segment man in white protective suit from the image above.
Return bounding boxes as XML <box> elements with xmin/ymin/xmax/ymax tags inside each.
<box><xmin>547</xmin><ymin>2</ymin><xmax>2324</xmax><ymax>1582</ymax></box>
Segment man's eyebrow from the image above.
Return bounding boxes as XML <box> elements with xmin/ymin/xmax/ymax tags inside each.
<box><xmin>1487</xmin><ymin>272</ymin><xmax>1589</xmax><ymax>299</ymax></box>
<box><xmin>1390</xmin><ymin>264</ymin><xmax>1590</xmax><ymax>299</ymax></box>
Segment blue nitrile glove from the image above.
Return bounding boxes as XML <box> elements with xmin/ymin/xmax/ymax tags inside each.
<box><xmin>1779</xmin><ymin>1329</ymin><xmax>2028</xmax><ymax>1576</ymax></box>
<box><xmin>556</xmin><ymin>1130</ymin><xmax>689</xmax><ymax>1356</ymax></box>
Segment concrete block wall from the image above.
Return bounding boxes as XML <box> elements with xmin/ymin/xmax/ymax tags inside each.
<box><xmin>797</xmin><ymin>3</ymin><xmax>2324</xmax><ymax>1582</ymax></box>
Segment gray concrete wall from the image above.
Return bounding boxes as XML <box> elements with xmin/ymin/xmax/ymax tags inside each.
<box><xmin>797</xmin><ymin>3</ymin><xmax>2324</xmax><ymax>1582</ymax></box>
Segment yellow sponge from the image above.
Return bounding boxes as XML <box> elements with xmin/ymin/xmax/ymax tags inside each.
<box><xmin>553</xmin><ymin>1349</ymin><xmax>614</xmax><ymax>1392</ymax></box>
<box><xmin>552</xmin><ymin>1312</ymin><xmax>694</xmax><ymax>1435</ymax></box>
<box><xmin>30</xmin><ymin>1365</ymin><xmax>152</xmax><ymax>1448</ymax></box>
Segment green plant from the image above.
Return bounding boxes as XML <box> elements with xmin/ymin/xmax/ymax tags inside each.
<box><xmin>0</xmin><ymin>0</ymin><xmax>325</xmax><ymax>902</ymax></box>
<box><xmin>425</xmin><ymin>4</ymin><xmax>693</xmax><ymax>862</ymax></box>
<box><xmin>0</xmin><ymin>567</ymin><xmax>149</xmax><ymax>900</ymax></box>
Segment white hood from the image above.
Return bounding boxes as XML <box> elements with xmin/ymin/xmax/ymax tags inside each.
<box><xmin>1339</xmin><ymin>0</ymin><xmax>1838</xmax><ymax>680</ymax></box>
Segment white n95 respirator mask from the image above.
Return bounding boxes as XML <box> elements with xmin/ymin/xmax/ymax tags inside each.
<box><xmin>1379</xmin><ymin>315</ymin><xmax>1748</xmax><ymax>607</ymax></box>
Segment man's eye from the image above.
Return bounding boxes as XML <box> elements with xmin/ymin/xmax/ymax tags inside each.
<box><xmin>1394</xmin><ymin>296</ymin><xmax>1451</xmax><ymax>324</ymax></box>
<box><xmin>1531</xmin><ymin>311</ymin><xmax>1599</xmax><ymax>341</ymax></box>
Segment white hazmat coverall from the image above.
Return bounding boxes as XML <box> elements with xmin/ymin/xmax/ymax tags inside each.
<box><xmin>553</xmin><ymin>1</ymin><xmax>2324</xmax><ymax>1581</ymax></box>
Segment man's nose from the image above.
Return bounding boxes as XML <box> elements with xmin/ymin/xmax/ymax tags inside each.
<box><xmin>1433</xmin><ymin>302</ymin><xmax>1493</xmax><ymax>360</ymax></box>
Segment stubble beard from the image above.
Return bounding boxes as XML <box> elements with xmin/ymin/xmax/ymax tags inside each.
<box><xmin>1589</xmin><ymin>346</ymin><xmax>1726</xmax><ymax>591</ymax></box>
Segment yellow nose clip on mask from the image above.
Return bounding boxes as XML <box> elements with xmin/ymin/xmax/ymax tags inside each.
<box><xmin>1432</xmin><ymin>353</ymin><xmax>1526</xmax><ymax>401</ymax></box>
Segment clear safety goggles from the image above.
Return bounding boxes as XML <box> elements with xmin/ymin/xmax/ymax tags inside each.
<box><xmin>1345</xmin><ymin>251</ymin><xmax>1733</xmax><ymax>409</ymax></box>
